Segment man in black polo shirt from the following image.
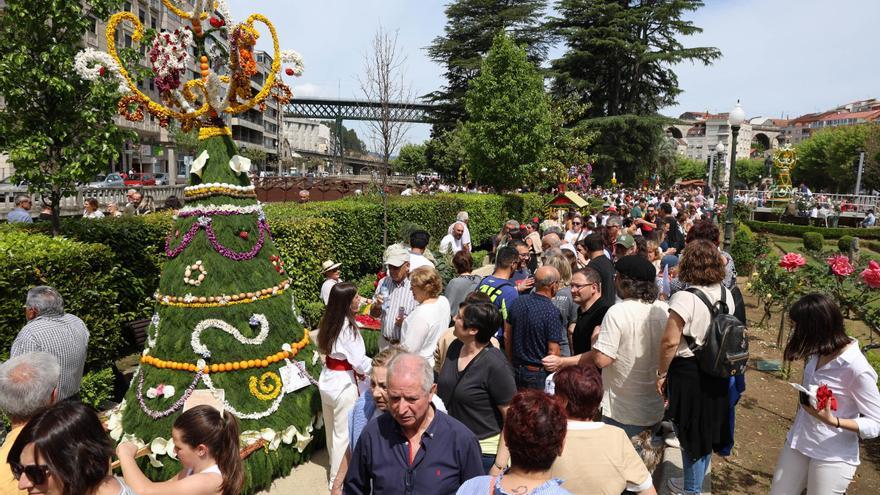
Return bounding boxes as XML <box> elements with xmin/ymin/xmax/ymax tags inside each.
<box><xmin>541</xmin><ymin>266</ymin><xmax>611</xmax><ymax>371</ymax></box>
<box><xmin>584</xmin><ymin>232</ymin><xmax>616</xmax><ymax>308</ymax></box>
<box><xmin>506</xmin><ymin>266</ymin><xmax>563</xmax><ymax>389</ymax></box>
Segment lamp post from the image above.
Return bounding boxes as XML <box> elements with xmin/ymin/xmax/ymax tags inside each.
<box><xmin>724</xmin><ymin>101</ymin><xmax>746</xmax><ymax>252</ymax></box>
<box><xmin>708</xmin><ymin>140</ymin><xmax>724</xmax><ymax>195</ymax></box>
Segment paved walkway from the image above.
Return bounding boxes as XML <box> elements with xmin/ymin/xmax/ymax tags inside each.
<box><xmin>260</xmin><ymin>447</ymin><xmax>330</xmax><ymax>495</ymax></box>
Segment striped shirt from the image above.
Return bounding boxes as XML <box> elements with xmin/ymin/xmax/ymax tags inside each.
<box><xmin>373</xmin><ymin>276</ymin><xmax>417</xmax><ymax>342</ymax></box>
<box><xmin>11</xmin><ymin>313</ymin><xmax>89</xmax><ymax>400</ymax></box>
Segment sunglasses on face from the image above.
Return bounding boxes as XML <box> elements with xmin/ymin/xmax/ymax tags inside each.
<box><xmin>10</xmin><ymin>462</ymin><xmax>51</xmax><ymax>485</ymax></box>
<box><xmin>573</xmin><ymin>222</ymin><xmax>581</xmax><ymax>225</ymax></box>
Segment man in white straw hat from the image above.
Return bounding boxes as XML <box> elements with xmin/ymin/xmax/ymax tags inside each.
<box><xmin>320</xmin><ymin>260</ymin><xmax>342</xmax><ymax>304</ymax></box>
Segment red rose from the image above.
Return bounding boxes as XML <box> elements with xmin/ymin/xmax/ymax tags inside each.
<box><xmin>285</xmin><ymin>68</ymin><xmax>295</xmax><ymax>76</ymax></box>
<box><xmin>779</xmin><ymin>253</ymin><xmax>806</xmax><ymax>272</ymax></box>
<box><xmin>816</xmin><ymin>384</ymin><xmax>838</xmax><ymax>411</ymax></box>
<box><xmin>210</xmin><ymin>17</ymin><xmax>223</xmax><ymax>28</ymax></box>
<box><xmin>826</xmin><ymin>254</ymin><xmax>854</xmax><ymax>277</ymax></box>
<box><xmin>861</xmin><ymin>260</ymin><xmax>880</xmax><ymax>288</ymax></box>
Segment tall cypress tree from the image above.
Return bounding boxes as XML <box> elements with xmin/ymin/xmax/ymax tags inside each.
<box><xmin>549</xmin><ymin>0</ymin><xmax>720</xmax><ymax>183</ymax></box>
<box><xmin>426</xmin><ymin>0</ymin><xmax>549</xmax><ymax>133</ymax></box>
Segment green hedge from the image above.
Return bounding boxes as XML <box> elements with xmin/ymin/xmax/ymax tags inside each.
<box><xmin>838</xmin><ymin>235</ymin><xmax>856</xmax><ymax>253</ymax></box>
<box><xmin>0</xmin><ymin>230</ymin><xmax>138</xmax><ymax>370</ymax></box>
<box><xmin>745</xmin><ymin>220</ymin><xmax>880</xmax><ymax>240</ymax></box>
<box><xmin>730</xmin><ymin>222</ymin><xmax>769</xmax><ymax>275</ymax></box>
<box><xmin>803</xmin><ymin>232</ymin><xmax>825</xmax><ymax>252</ymax></box>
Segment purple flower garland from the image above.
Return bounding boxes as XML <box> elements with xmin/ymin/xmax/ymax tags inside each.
<box><xmin>165</xmin><ymin>216</ymin><xmax>267</xmax><ymax>261</ymax></box>
<box><xmin>136</xmin><ymin>370</ymin><xmax>203</xmax><ymax>419</ymax></box>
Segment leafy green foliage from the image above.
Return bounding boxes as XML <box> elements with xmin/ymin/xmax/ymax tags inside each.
<box><xmin>321</xmin><ymin>121</ymin><xmax>368</xmax><ymax>154</ymax></box>
<box><xmin>794</xmin><ymin>124</ymin><xmax>874</xmax><ymax>192</ymax></box>
<box><xmin>674</xmin><ymin>156</ymin><xmax>707</xmax><ymax>181</ymax></box>
<box><xmin>730</xmin><ymin>222</ymin><xmax>769</xmax><ymax>275</ymax></box>
<box><xmin>0</xmin><ymin>230</ymin><xmax>135</xmax><ymax>369</ymax></box>
<box><xmin>0</xmin><ymin>0</ymin><xmax>133</xmax><ymax>235</ymax></box>
<box><xmin>838</xmin><ymin>235</ymin><xmax>855</xmax><ymax>253</ymax></box>
<box><xmin>392</xmin><ymin>143</ymin><xmax>429</xmax><ymax>174</ymax></box>
<box><xmin>426</xmin><ymin>0</ymin><xmax>549</xmax><ymax>132</ymax></box>
<box><xmin>463</xmin><ymin>32</ymin><xmax>552</xmax><ymax>191</ymax></box>
<box><xmin>80</xmin><ymin>367</ymin><xmax>115</xmax><ymax>410</ymax></box>
<box><xmin>579</xmin><ymin>115</ymin><xmax>669</xmax><ymax>185</ymax></box>
<box><xmin>802</xmin><ymin>232</ymin><xmax>825</xmax><ymax>252</ymax></box>
<box><xmin>238</xmin><ymin>146</ymin><xmax>267</xmax><ymax>168</ymax></box>
<box><xmin>426</xmin><ymin>123</ymin><xmax>470</xmax><ymax>179</ymax></box>
<box><xmin>735</xmin><ymin>158</ymin><xmax>766</xmax><ymax>186</ymax></box>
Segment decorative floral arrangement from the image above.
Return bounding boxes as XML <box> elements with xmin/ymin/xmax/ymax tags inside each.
<box><xmin>826</xmin><ymin>254</ymin><xmax>854</xmax><ymax>278</ymax></box>
<box><xmin>778</xmin><ymin>253</ymin><xmax>806</xmax><ymax>272</ymax></box>
<box><xmin>148</xmin><ymin>28</ymin><xmax>193</xmax><ymax>94</ymax></box>
<box><xmin>136</xmin><ymin>370</ymin><xmax>203</xmax><ymax>419</ymax></box>
<box><xmin>165</xmin><ymin>216</ymin><xmax>268</xmax><ymax>260</ymax></box>
<box><xmin>183</xmin><ymin>260</ymin><xmax>207</xmax><ymax>286</ymax></box>
<box><xmin>249</xmin><ymin>371</ymin><xmax>283</xmax><ymax>401</ymax></box>
<box><xmin>861</xmin><ymin>260</ymin><xmax>880</xmax><ymax>288</ymax></box>
<box><xmin>154</xmin><ymin>279</ymin><xmax>289</xmax><ymax>307</ymax></box>
<box><xmin>73</xmin><ymin>47</ymin><xmax>130</xmax><ymax>93</ymax></box>
<box><xmin>146</xmin><ymin>383</ymin><xmax>177</xmax><ymax>400</ymax></box>
<box><xmin>816</xmin><ymin>384</ymin><xmax>838</xmax><ymax>411</ymax></box>
<box><xmin>269</xmin><ymin>255</ymin><xmax>285</xmax><ymax>274</ymax></box>
<box><xmin>177</xmin><ymin>203</ymin><xmax>263</xmax><ymax>218</ymax></box>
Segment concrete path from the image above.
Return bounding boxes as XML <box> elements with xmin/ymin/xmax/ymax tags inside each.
<box><xmin>260</xmin><ymin>447</ymin><xmax>330</xmax><ymax>495</ymax></box>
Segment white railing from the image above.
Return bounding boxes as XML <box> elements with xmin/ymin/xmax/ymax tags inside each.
<box><xmin>735</xmin><ymin>189</ymin><xmax>879</xmax><ymax>214</ymax></box>
<box><xmin>1</xmin><ymin>185</ymin><xmax>186</xmax><ymax>216</ymax></box>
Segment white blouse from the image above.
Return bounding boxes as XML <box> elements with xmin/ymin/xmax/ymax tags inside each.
<box><xmin>400</xmin><ymin>296</ymin><xmax>451</xmax><ymax>369</ymax></box>
<box><xmin>318</xmin><ymin>320</ymin><xmax>372</xmax><ymax>401</ymax></box>
<box><xmin>786</xmin><ymin>340</ymin><xmax>880</xmax><ymax>465</ymax></box>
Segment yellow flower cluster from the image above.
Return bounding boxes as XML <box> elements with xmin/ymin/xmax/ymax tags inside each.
<box><xmin>154</xmin><ymin>281</ymin><xmax>290</xmax><ymax>308</ymax></box>
<box><xmin>183</xmin><ymin>186</ymin><xmax>257</xmax><ymax>199</ymax></box>
<box><xmin>140</xmin><ymin>331</ymin><xmax>311</xmax><ymax>374</ymax></box>
<box><xmin>198</xmin><ymin>126</ymin><xmax>232</xmax><ymax>141</ymax></box>
<box><xmin>161</xmin><ymin>0</ymin><xmax>211</xmax><ymax>21</ymax></box>
<box><xmin>249</xmin><ymin>372</ymin><xmax>282</xmax><ymax>401</ymax></box>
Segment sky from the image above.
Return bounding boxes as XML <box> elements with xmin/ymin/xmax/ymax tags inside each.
<box><xmin>229</xmin><ymin>0</ymin><xmax>880</xmax><ymax>146</ymax></box>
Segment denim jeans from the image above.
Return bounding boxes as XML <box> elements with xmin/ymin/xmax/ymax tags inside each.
<box><xmin>514</xmin><ymin>365</ymin><xmax>547</xmax><ymax>390</ymax></box>
<box><xmin>682</xmin><ymin>451</ymin><xmax>711</xmax><ymax>494</ymax></box>
<box><xmin>481</xmin><ymin>454</ymin><xmax>496</xmax><ymax>474</ymax></box>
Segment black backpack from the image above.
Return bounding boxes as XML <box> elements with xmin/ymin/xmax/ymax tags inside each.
<box><xmin>683</xmin><ymin>286</ymin><xmax>749</xmax><ymax>378</ymax></box>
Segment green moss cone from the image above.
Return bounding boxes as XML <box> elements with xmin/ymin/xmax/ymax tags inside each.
<box><xmin>118</xmin><ymin>134</ymin><xmax>322</xmax><ymax>494</ymax></box>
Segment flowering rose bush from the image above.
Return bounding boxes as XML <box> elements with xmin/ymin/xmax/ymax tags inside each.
<box><xmin>779</xmin><ymin>253</ymin><xmax>806</xmax><ymax>272</ymax></box>
<box><xmin>826</xmin><ymin>254</ymin><xmax>854</xmax><ymax>277</ymax></box>
<box><xmin>861</xmin><ymin>260</ymin><xmax>880</xmax><ymax>288</ymax></box>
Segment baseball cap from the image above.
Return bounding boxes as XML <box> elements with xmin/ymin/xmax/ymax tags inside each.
<box><xmin>615</xmin><ymin>233</ymin><xmax>635</xmax><ymax>249</ymax></box>
<box><xmin>383</xmin><ymin>244</ymin><xmax>410</xmax><ymax>267</ymax></box>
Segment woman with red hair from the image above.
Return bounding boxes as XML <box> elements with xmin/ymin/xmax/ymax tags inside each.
<box><xmin>456</xmin><ymin>390</ymin><xmax>573</xmax><ymax>494</ymax></box>
<box><xmin>551</xmin><ymin>365</ymin><xmax>656</xmax><ymax>494</ymax></box>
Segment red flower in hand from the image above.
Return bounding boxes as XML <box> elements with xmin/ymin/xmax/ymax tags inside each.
<box><xmin>779</xmin><ymin>253</ymin><xmax>806</xmax><ymax>272</ymax></box>
<box><xmin>816</xmin><ymin>384</ymin><xmax>838</xmax><ymax>411</ymax></box>
<box><xmin>861</xmin><ymin>260</ymin><xmax>880</xmax><ymax>288</ymax></box>
<box><xmin>374</xmin><ymin>271</ymin><xmax>387</xmax><ymax>290</ymax></box>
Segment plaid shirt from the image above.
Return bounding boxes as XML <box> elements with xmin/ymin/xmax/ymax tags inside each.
<box><xmin>11</xmin><ymin>313</ymin><xmax>89</xmax><ymax>400</ymax></box>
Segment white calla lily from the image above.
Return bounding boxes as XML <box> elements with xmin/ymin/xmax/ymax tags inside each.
<box><xmin>241</xmin><ymin>430</ymin><xmax>262</xmax><ymax>446</ymax></box>
<box><xmin>229</xmin><ymin>155</ymin><xmax>251</xmax><ymax>175</ymax></box>
<box><xmin>148</xmin><ymin>454</ymin><xmax>164</xmax><ymax>468</ymax></box>
<box><xmin>281</xmin><ymin>425</ymin><xmax>298</xmax><ymax>445</ymax></box>
<box><xmin>150</xmin><ymin>437</ymin><xmax>170</xmax><ymax>456</ymax></box>
<box><xmin>190</xmin><ymin>150</ymin><xmax>210</xmax><ymax>178</ymax></box>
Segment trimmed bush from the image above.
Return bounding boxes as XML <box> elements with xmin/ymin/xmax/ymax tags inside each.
<box><xmin>745</xmin><ymin>220</ymin><xmax>880</xmax><ymax>240</ymax></box>
<box><xmin>803</xmin><ymin>231</ymin><xmax>825</xmax><ymax>252</ymax></box>
<box><xmin>838</xmin><ymin>235</ymin><xmax>855</xmax><ymax>253</ymax></box>
<box><xmin>0</xmin><ymin>230</ymin><xmax>137</xmax><ymax>369</ymax></box>
<box><xmin>730</xmin><ymin>223</ymin><xmax>769</xmax><ymax>275</ymax></box>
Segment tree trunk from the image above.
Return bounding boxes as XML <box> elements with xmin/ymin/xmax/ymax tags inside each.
<box><xmin>50</xmin><ymin>189</ymin><xmax>61</xmax><ymax>237</ymax></box>
<box><xmin>382</xmin><ymin>153</ymin><xmax>389</xmax><ymax>246</ymax></box>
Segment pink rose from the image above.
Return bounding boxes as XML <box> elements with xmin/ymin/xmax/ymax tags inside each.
<box><xmin>827</xmin><ymin>255</ymin><xmax>854</xmax><ymax>277</ymax></box>
<box><xmin>861</xmin><ymin>260</ymin><xmax>880</xmax><ymax>288</ymax></box>
<box><xmin>779</xmin><ymin>253</ymin><xmax>807</xmax><ymax>272</ymax></box>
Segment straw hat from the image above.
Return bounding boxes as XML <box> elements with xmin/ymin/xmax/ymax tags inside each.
<box><xmin>321</xmin><ymin>260</ymin><xmax>341</xmax><ymax>273</ymax></box>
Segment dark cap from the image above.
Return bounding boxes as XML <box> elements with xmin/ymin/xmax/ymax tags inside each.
<box><xmin>615</xmin><ymin>255</ymin><xmax>656</xmax><ymax>282</ymax></box>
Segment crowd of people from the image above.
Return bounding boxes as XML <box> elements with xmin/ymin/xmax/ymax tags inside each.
<box><xmin>4</xmin><ymin>189</ymin><xmax>181</xmax><ymax>224</ymax></box>
<box><xmin>318</xmin><ymin>199</ymin><xmax>880</xmax><ymax>495</ymax></box>
<box><xmin>2</xmin><ymin>186</ymin><xmax>880</xmax><ymax>495</ymax></box>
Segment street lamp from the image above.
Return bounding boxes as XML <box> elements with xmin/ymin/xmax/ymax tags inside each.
<box><xmin>708</xmin><ymin>140</ymin><xmax>725</xmax><ymax>195</ymax></box>
<box><xmin>724</xmin><ymin>100</ymin><xmax>746</xmax><ymax>252</ymax></box>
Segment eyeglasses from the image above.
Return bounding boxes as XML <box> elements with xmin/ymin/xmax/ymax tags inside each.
<box><xmin>570</xmin><ymin>282</ymin><xmax>597</xmax><ymax>291</ymax></box>
<box><xmin>573</xmin><ymin>222</ymin><xmax>581</xmax><ymax>226</ymax></box>
<box><xmin>10</xmin><ymin>462</ymin><xmax>51</xmax><ymax>485</ymax></box>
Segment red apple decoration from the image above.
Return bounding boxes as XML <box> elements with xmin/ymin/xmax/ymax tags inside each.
<box><xmin>285</xmin><ymin>68</ymin><xmax>294</xmax><ymax>76</ymax></box>
<box><xmin>239</xmin><ymin>231</ymin><xmax>249</xmax><ymax>240</ymax></box>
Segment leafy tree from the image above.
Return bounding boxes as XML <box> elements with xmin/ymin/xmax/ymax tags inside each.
<box><xmin>541</xmin><ymin>98</ymin><xmax>598</xmax><ymax>189</ymax></box>
<box><xmin>735</xmin><ymin>158</ymin><xmax>765</xmax><ymax>187</ymax></box>
<box><xmin>673</xmin><ymin>156</ymin><xmax>706</xmax><ymax>181</ymax></box>
<box><xmin>392</xmin><ymin>143</ymin><xmax>428</xmax><ymax>174</ymax></box>
<box><xmin>793</xmin><ymin>124</ymin><xmax>873</xmax><ymax>192</ymax></box>
<box><xmin>238</xmin><ymin>146</ymin><xmax>267</xmax><ymax>170</ymax></box>
<box><xmin>861</xmin><ymin>124</ymin><xmax>880</xmax><ymax>193</ymax></box>
<box><xmin>0</xmin><ymin>0</ymin><xmax>132</xmax><ymax>235</ymax></box>
<box><xmin>426</xmin><ymin>123</ymin><xmax>471</xmax><ymax>180</ymax></box>
<box><xmin>321</xmin><ymin>121</ymin><xmax>367</xmax><ymax>154</ymax></box>
<box><xmin>427</xmin><ymin>0</ymin><xmax>549</xmax><ymax>133</ymax></box>
<box><xmin>549</xmin><ymin>0</ymin><xmax>719</xmax><ymax>178</ymax></box>
<box><xmin>463</xmin><ymin>32</ymin><xmax>552</xmax><ymax>191</ymax></box>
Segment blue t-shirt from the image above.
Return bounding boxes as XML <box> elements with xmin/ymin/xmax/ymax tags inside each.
<box><xmin>507</xmin><ymin>293</ymin><xmax>564</xmax><ymax>366</ymax></box>
<box><xmin>477</xmin><ymin>276</ymin><xmax>519</xmax><ymax>339</ymax></box>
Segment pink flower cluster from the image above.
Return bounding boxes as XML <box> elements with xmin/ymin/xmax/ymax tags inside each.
<box><xmin>779</xmin><ymin>253</ymin><xmax>806</xmax><ymax>272</ymax></box>
<box><xmin>826</xmin><ymin>254</ymin><xmax>854</xmax><ymax>277</ymax></box>
<box><xmin>860</xmin><ymin>260</ymin><xmax>880</xmax><ymax>288</ymax></box>
<box><xmin>148</xmin><ymin>29</ymin><xmax>193</xmax><ymax>94</ymax></box>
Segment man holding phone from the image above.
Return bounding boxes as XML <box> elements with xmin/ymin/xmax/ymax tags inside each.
<box><xmin>510</xmin><ymin>240</ymin><xmax>535</xmax><ymax>293</ymax></box>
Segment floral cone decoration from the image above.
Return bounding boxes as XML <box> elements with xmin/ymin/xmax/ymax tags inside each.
<box><xmin>861</xmin><ymin>260</ymin><xmax>880</xmax><ymax>288</ymax></box>
<box><xmin>74</xmin><ymin>2</ymin><xmax>313</xmax><ymax>493</ymax></box>
<box><xmin>779</xmin><ymin>253</ymin><xmax>806</xmax><ymax>272</ymax></box>
<box><xmin>826</xmin><ymin>254</ymin><xmax>855</xmax><ymax>278</ymax></box>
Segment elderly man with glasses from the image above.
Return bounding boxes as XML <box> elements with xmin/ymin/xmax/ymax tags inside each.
<box><xmin>6</xmin><ymin>195</ymin><xmax>33</xmax><ymax>224</ymax></box>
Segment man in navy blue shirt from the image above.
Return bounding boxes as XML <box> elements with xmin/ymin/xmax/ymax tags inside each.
<box><xmin>344</xmin><ymin>353</ymin><xmax>483</xmax><ymax>494</ymax></box>
<box><xmin>506</xmin><ymin>266</ymin><xmax>564</xmax><ymax>389</ymax></box>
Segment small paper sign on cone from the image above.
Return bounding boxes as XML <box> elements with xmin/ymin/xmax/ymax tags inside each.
<box><xmin>184</xmin><ymin>388</ymin><xmax>225</xmax><ymax>416</ymax></box>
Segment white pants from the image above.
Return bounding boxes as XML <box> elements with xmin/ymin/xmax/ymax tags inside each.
<box><xmin>770</xmin><ymin>444</ymin><xmax>856</xmax><ymax>495</ymax></box>
<box><xmin>320</xmin><ymin>384</ymin><xmax>358</xmax><ymax>486</ymax></box>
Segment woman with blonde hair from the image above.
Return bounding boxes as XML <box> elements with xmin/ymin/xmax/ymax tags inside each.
<box><xmin>401</xmin><ymin>266</ymin><xmax>451</xmax><ymax>368</ymax></box>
